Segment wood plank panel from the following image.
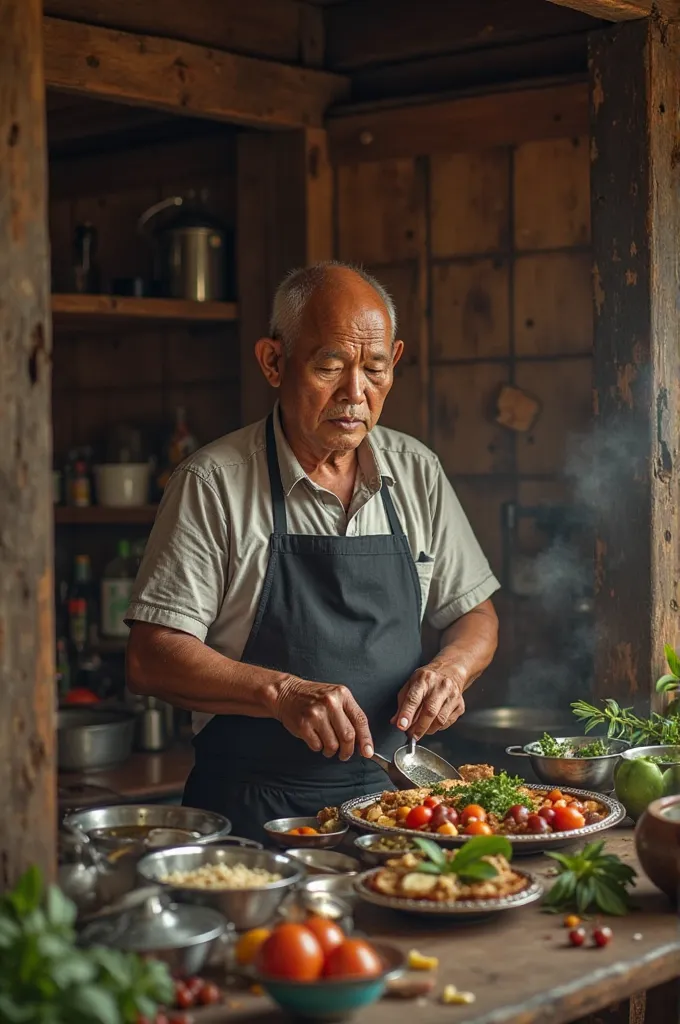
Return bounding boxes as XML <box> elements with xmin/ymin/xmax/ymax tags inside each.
<box><xmin>329</xmin><ymin>82</ymin><xmax>589</xmax><ymax>165</ymax></box>
<box><xmin>546</xmin><ymin>0</ymin><xmax>679</xmax><ymax>20</ymax></box>
<box><xmin>336</xmin><ymin>159</ymin><xmax>421</xmax><ymax>263</ymax></box>
<box><xmin>43</xmin><ymin>0</ymin><xmax>309</xmax><ymax>64</ymax></box>
<box><xmin>453</xmin><ymin>477</ymin><xmax>517</xmax><ymax>576</ymax></box>
<box><xmin>590</xmin><ymin>19</ymin><xmax>680</xmax><ymax>705</ymax></box>
<box><xmin>433</xmin><ymin>363</ymin><xmax>513</xmax><ymax>475</ymax></box>
<box><xmin>430</xmin><ymin>149</ymin><xmax>510</xmax><ymax>257</ymax></box>
<box><xmin>43</xmin><ymin>16</ymin><xmax>348</xmax><ymax>130</ymax></box>
<box><xmin>514</xmin><ymin>136</ymin><xmax>591</xmax><ymax>250</ymax></box>
<box><xmin>514</xmin><ymin>252</ymin><xmax>593</xmax><ymax>356</ymax></box>
<box><xmin>432</xmin><ymin>259</ymin><xmax>510</xmax><ymax>360</ymax></box>
<box><xmin>0</xmin><ymin>0</ymin><xmax>56</xmax><ymax>886</ymax></box>
<box><xmin>367</xmin><ymin>263</ymin><xmax>421</xmax><ymax>363</ymax></box>
<box><xmin>379</xmin><ymin>364</ymin><xmax>424</xmax><ymax>441</ymax></box>
<box><xmin>515</xmin><ymin>358</ymin><xmax>593</xmax><ymax>475</ymax></box>
<box><xmin>325</xmin><ymin>0</ymin><xmax>596</xmax><ymax>70</ymax></box>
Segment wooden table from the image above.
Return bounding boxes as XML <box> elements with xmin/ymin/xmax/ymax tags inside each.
<box><xmin>58</xmin><ymin>741</ymin><xmax>194</xmax><ymax>811</ymax></box>
<box><xmin>212</xmin><ymin>830</ymin><xmax>679</xmax><ymax>1024</ymax></box>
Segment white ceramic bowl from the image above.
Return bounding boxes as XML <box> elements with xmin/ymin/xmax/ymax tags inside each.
<box><xmin>95</xmin><ymin>463</ymin><xmax>149</xmax><ymax>506</ymax></box>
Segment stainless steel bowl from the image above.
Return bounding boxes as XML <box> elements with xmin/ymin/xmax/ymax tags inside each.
<box><xmin>302</xmin><ymin>873</ymin><xmax>357</xmax><ymax>903</ymax></box>
<box><xmin>63</xmin><ymin>804</ymin><xmax>232</xmax><ymax>850</ymax></box>
<box><xmin>285</xmin><ymin>849</ymin><xmax>360</xmax><ymax>875</ymax></box>
<box><xmin>263</xmin><ymin>816</ymin><xmax>348</xmax><ymax>850</ymax></box>
<box><xmin>137</xmin><ymin>845</ymin><xmax>304</xmax><ymax>931</ymax></box>
<box><xmin>58</xmin><ymin>707</ymin><xmax>136</xmax><ymax>770</ymax></box>
<box><xmin>619</xmin><ymin>744</ymin><xmax>680</xmax><ymax>768</ymax></box>
<box><xmin>506</xmin><ymin>737</ymin><xmax>630</xmax><ymax>792</ymax></box>
<box><xmin>353</xmin><ymin>834</ymin><xmax>418</xmax><ymax>867</ymax></box>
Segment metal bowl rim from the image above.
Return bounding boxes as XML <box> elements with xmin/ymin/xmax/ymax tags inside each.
<box><xmin>263</xmin><ymin>816</ymin><xmax>349</xmax><ymax>837</ymax></box>
<box><xmin>341</xmin><ymin>784</ymin><xmax>626</xmax><ymax>846</ymax></box>
<box><xmin>522</xmin><ymin>737</ymin><xmax>630</xmax><ymax>761</ymax></box>
<box><xmin>256</xmin><ymin>940</ymin><xmax>405</xmax><ymax>988</ymax></box>
<box><xmin>285</xmin><ymin>848</ymin><xmax>360</xmax><ymax>872</ymax></box>
<box><xmin>62</xmin><ymin>804</ymin><xmax>232</xmax><ymax>845</ymax></box>
<box><xmin>136</xmin><ymin>845</ymin><xmax>305</xmax><ymax>891</ymax></box>
<box><xmin>121</xmin><ymin>903</ymin><xmax>227</xmax><ymax>951</ymax></box>
<box><xmin>353</xmin><ymin>868</ymin><xmax>543</xmax><ymax>915</ymax></box>
<box><xmin>620</xmin><ymin>744</ymin><xmax>680</xmax><ymax>765</ymax></box>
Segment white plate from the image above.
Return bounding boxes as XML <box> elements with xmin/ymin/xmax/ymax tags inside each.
<box><xmin>341</xmin><ymin>784</ymin><xmax>626</xmax><ymax>855</ymax></box>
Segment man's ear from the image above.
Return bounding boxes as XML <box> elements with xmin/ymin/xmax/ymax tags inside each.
<box><xmin>392</xmin><ymin>339</ymin><xmax>405</xmax><ymax>368</ymax></box>
<box><xmin>255</xmin><ymin>338</ymin><xmax>285</xmax><ymax>387</ymax></box>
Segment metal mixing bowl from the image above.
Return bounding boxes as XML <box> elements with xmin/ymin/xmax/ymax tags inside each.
<box><xmin>137</xmin><ymin>845</ymin><xmax>304</xmax><ymax>931</ymax></box>
<box><xmin>58</xmin><ymin>707</ymin><xmax>136</xmax><ymax>770</ymax></box>
<box><xmin>506</xmin><ymin>737</ymin><xmax>630</xmax><ymax>792</ymax></box>
<box><xmin>619</xmin><ymin>744</ymin><xmax>680</xmax><ymax>768</ymax></box>
<box><xmin>63</xmin><ymin>804</ymin><xmax>232</xmax><ymax>850</ymax></box>
<box><xmin>264</xmin><ymin>816</ymin><xmax>348</xmax><ymax>849</ymax></box>
<box><xmin>353</xmin><ymin>834</ymin><xmax>417</xmax><ymax>867</ymax></box>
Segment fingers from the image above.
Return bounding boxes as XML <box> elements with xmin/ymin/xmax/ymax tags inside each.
<box><xmin>294</xmin><ymin>686</ymin><xmax>371</xmax><ymax>760</ymax></box>
<box><xmin>422</xmin><ymin>691</ymin><xmax>466</xmax><ymax>736</ymax></box>
<box><xmin>342</xmin><ymin>692</ymin><xmax>374</xmax><ymax>758</ymax></box>
<box><xmin>394</xmin><ymin>676</ymin><xmax>428</xmax><ymax>732</ymax></box>
<box><xmin>395</xmin><ymin>671</ymin><xmax>465</xmax><ymax>739</ymax></box>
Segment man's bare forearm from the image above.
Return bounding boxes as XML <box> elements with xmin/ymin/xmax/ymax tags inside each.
<box><xmin>429</xmin><ymin>599</ymin><xmax>498</xmax><ymax>690</ymax></box>
<box><xmin>126</xmin><ymin>621</ymin><xmax>287</xmax><ymax>716</ymax></box>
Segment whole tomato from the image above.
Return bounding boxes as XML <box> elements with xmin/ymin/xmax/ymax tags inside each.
<box><xmin>538</xmin><ymin>806</ymin><xmax>556</xmax><ymax>825</ymax></box>
<box><xmin>431</xmin><ymin>804</ymin><xmax>457</xmax><ymax>829</ymax></box>
<box><xmin>405</xmin><ymin>805</ymin><xmax>433</xmax><ymax>830</ymax></box>
<box><xmin>526</xmin><ymin>814</ymin><xmax>551</xmax><ymax>834</ymax></box>
<box><xmin>505</xmin><ymin>804</ymin><xmax>529</xmax><ymax>824</ymax></box>
<box><xmin>552</xmin><ymin>805</ymin><xmax>586</xmax><ymax>832</ymax></box>
<box><xmin>464</xmin><ymin>821</ymin><xmax>492</xmax><ymax>836</ymax></box>
<box><xmin>424</xmin><ymin>795</ymin><xmax>442</xmax><ymax>808</ymax></box>
<box><xmin>322</xmin><ymin>939</ymin><xmax>384</xmax><ymax>979</ymax></box>
<box><xmin>258</xmin><ymin>923</ymin><xmax>324</xmax><ymax>981</ymax></box>
<box><xmin>460</xmin><ymin>804</ymin><xmax>487</xmax><ymax>825</ymax></box>
<box><xmin>304</xmin><ymin>916</ymin><xmax>345</xmax><ymax>957</ymax></box>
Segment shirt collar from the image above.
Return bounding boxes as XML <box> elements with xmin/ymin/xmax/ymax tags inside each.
<box><xmin>271</xmin><ymin>402</ymin><xmax>394</xmax><ymax>496</ymax></box>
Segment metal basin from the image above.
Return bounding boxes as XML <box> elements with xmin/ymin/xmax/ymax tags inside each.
<box><xmin>137</xmin><ymin>845</ymin><xmax>304</xmax><ymax>931</ymax></box>
<box><xmin>264</xmin><ymin>816</ymin><xmax>348</xmax><ymax>850</ymax></box>
<box><xmin>454</xmin><ymin>706</ymin><xmax>576</xmax><ymax>748</ymax></box>
<box><xmin>63</xmin><ymin>804</ymin><xmax>232</xmax><ymax>853</ymax></box>
<box><xmin>58</xmin><ymin>707</ymin><xmax>136</xmax><ymax>771</ymax></box>
<box><xmin>506</xmin><ymin>737</ymin><xmax>630</xmax><ymax>792</ymax></box>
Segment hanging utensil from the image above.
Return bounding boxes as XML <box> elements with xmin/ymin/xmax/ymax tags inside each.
<box><xmin>369</xmin><ymin>737</ymin><xmax>462</xmax><ymax>788</ymax></box>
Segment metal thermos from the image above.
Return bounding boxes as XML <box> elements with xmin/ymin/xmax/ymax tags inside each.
<box><xmin>134</xmin><ymin>697</ymin><xmax>174</xmax><ymax>752</ymax></box>
<box><xmin>138</xmin><ymin>194</ymin><xmax>233</xmax><ymax>302</ymax></box>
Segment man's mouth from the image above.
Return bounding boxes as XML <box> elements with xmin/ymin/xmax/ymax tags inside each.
<box><xmin>328</xmin><ymin>417</ymin><xmax>364</xmax><ymax>430</ymax></box>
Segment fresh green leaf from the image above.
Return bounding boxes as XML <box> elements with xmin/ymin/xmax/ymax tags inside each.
<box><xmin>592</xmin><ymin>879</ymin><xmax>629</xmax><ymax>915</ymax></box>
<box><xmin>452</xmin><ymin>835</ymin><xmax>512</xmax><ymax>870</ymax></box>
<box><xmin>664</xmin><ymin>644</ymin><xmax>680</xmax><ymax>679</ymax></box>
<box><xmin>45</xmin><ymin>886</ymin><xmax>77</xmax><ymax>930</ymax></box>
<box><xmin>0</xmin><ymin>995</ymin><xmax>34</xmax><ymax>1023</ymax></box>
<box><xmin>656</xmin><ymin>675</ymin><xmax>679</xmax><ymax>693</ymax></box>
<box><xmin>8</xmin><ymin>866</ymin><xmax>42</xmax><ymax>917</ymax></box>
<box><xmin>412</xmin><ymin>837</ymin><xmax>447</xmax><ymax>868</ymax></box>
<box><xmin>455</xmin><ymin>861</ymin><xmax>499</xmax><ymax>882</ymax></box>
<box><xmin>71</xmin><ymin>985</ymin><xmax>121</xmax><ymax>1024</ymax></box>
<box><xmin>416</xmin><ymin>862</ymin><xmax>443</xmax><ymax>876</ymax></box>
<box><xmin>50</xmin><ymin>954</ymin><xmax>97</xmax><ymax>989</ymax></box>
<box><xmin>576</xmin><ymin>877</ymin><xmax>596</xmax><ymax>914</ymax></box>
<box><xmin>542</xmin><ymin>873</ymin><xmax>576</xmax><ymax>908</ymax></box>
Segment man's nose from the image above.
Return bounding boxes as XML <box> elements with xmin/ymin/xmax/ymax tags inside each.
<box><xmin>338</xmin><ymin>369</ymin><xmax>364</xmax><ymax>405</ymax></box>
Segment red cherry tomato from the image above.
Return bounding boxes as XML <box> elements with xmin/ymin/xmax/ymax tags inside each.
<box><xmin>423</xmin><ymin>795</ymin><xmax>442</xmax><ymax>808</ymax></box>
<box><xmin>155</xmin><ymin>1015</ymin><xmax>169</xmax><ymax>1024</ymax></box>
<box><xmin>431</xmin><ymin>804</ymin><xmax>457</xmax><ymax>829</ymax></box>
<box><xmin>185</xmin><ymin>978</ymin><xmax>203</xmax><ymax>998</ymax></box>
<box><xmin>593</xmin><ymin>926</ymin><xmax>613</xmax><ymax>948</ymax></box>
<box><xmin>405</xmin><ymin>805</ymin><xmax>433</xmax><ymax>830</ymax></box>
<box><xmin>258</xmin><ymin>923</ymin><xmax>324</xmax><ymax>981</ymax></box>
<box><xmin>304</xmin><ymin>916</ymin><xmax>345</xmax><ymax>957</ymax></box>
<box><xmin>197</xmin><ymin>981</ymin><xmax>221</xmax><ymax>1006</ymax></box>
<box><xmin>538</xmin><ymin>806</ymin><xmax>556</xmax><ymax>825</ymax></box>
<box><xmin>322</xmin><ymin>939</ymin><xmax>384</xmax><ymax>979</ymax></box>
<box><xmin>505</xmin><ymin>804</ymin><xmax>530</xmax><ymax>824</ymax></box>
<box><xmin>175</xmin><ymin>982</ymin><xmax>194</xmax><ymax>1009</ymax></box>
<box><xmin>464</xmin><ymin>821</ymin><xmax>492</xmax><ymax>836</ymax></box>
<box><xmin>552</xmin><ymin>806</ymin><xmax>586</xmax><ymax>832</ymax></box>
<box><xmin>527</xmin><ymin>814</ymin><xmax>551</xmax><ymax>834</ymax></box>
<box><xmin>569</xmin><ymin>927</ymin><xmax>587</xmax><ymax>947</ymax></box>
<box><xmin>460</xmin><ymin>804</ymin><xmax>487</xmax><ymax>826</ymax></box>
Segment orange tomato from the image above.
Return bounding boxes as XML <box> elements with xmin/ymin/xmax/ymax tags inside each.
<box><xmin>552</xmin><ymin>805</ymin><xmax>586</xmax><ymax>832</ymax></box>
<box><xmin>464</xmin><ymin>821</ymin><xmax>492</xmax><ymax>836</ymax></box>
<box><xmin>423</xmin><ymin>796</ymin><xmax>442</xmax><ymax>808</ymax></box>
<box><xmin>322</xmin><ymin>939</ymin><xmax>384</xmax><ymax>980</ymax></box>
<box><xmin>436</xmin><ymin>822</ymin><xmax>458</xmax><ymax>835</ymax></box>
<box><xmin>304</xmin><ymin>916</ymin><xmax>345</xmax><ymax>957</ymax></box>
<box><xmin>396</xmin><ymin>806</ymin><xmax>411</xmax><ymax>822</ymax></box>
<box><xmin>286</xmin><ymin>826</ymin><xmax>318</xmax><ymax>836</ymax></box>
<box><xmin>258</xmin><ymin>924</ymin><xmax>324</xmax><ymax>981</ymax></box>
<box><xmin>460</xmin><ymin>804</ymin><xmax>487</xmax><ymax>826</ymax></box>
<box><xmin>547</xmin><ymin>789</ymin><xmax>564</xmax><ymax>803</ymax></box>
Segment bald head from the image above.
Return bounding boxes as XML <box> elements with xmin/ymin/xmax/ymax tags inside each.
<box><xmin>270</xmin><ymin>261</ymin><xmax>397</xmax><ymax>355</ymax></box>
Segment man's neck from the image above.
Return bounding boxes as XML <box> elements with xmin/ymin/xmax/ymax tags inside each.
<box><xmin>279</xmin><ymin>409</ymin><xmax>359</xmax><ymax>506</ymax></box>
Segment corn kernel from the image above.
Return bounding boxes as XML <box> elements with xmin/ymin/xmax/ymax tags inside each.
<box><xmin>441</xmin><ymin>986</ymin><xmax>476</xmax><ymax>1005</ymax></box>
<box><xmin>408</xmin><ymin>949</ymin><xmax>439</xmax><ymax>971</ymax></box>
<box><xmin>564</xmin><ymin>914</ymin><xmax>581</xmax><ymax>928</ymax></box>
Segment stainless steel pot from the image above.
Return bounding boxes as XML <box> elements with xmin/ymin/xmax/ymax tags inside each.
<box><xmin>63</xmin><ymin>804</ymin><xmax>232</xmax><ymax>850</ymax></box>
<box><xmin>138</xmin><ymin>196</ymin><xmax>231</xmax><ymax>302</ymax></box>
<box><xmin>58</xmin><ymin>707</ymin><xmax>135</xmax><ymax>771</ymax></box>
<box><xmin>506</xmin><ymin>737</ymin><xmax>629</xmax><ymax>792</ymax></box>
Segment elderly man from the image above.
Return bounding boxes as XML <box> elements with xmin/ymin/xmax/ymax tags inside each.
<box><xmin>126</xmin><ymin>261</ymin><xmax>499</xmax><ymax>840</ymax></box>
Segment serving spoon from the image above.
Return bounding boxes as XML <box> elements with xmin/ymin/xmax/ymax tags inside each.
<box><xmin>369</xmin><ymin>737</ymin><xmax>463</xmax><ymax>788</ymax></box>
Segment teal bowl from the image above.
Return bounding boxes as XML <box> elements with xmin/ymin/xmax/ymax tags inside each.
<box><xmin>258</xmin><ymin>942</ymin><xmax>404</xmax><ymax>1020</ymax></box>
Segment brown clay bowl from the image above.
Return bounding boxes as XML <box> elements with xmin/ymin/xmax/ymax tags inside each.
<box><xmin>634</xmin><ymin>794</ymin><xmax>680</xmax><ymax>903</ymax></box>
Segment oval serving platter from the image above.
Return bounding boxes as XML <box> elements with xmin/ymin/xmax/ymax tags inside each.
<box><xmin>341</xmin><ymin>784</ymin><xmax>626</xmax><ymax>855</ymax></box>
<box><xmin>353</xmin><ymin>868</ymin><xmax>543</xmax><ymax>919</ymax></box>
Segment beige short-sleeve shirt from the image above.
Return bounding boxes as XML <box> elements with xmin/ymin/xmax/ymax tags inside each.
<box><xmin>127</xmin><ymin>405</ymin><xmax>500</xmax><ymax>677</ymax></box>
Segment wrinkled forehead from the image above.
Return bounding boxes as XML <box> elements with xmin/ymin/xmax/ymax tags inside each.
<box><xmin>296</xmin><ymin>285</ymin><xmax>392</xmax><ymax>357</ymax></box>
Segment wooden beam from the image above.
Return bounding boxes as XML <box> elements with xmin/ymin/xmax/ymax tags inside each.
<box><xmin>42</xmin><ymin>16</ymin><xmax>348</xmax><ymax>130</ymax></box>
<box><xmin>237</xmin><ymin>129</ymin><xmax>333</xmax><ymax>423</ymax></box>
<box><xmin>546</xmin><ymin>0</ymin><xmax>680</xmax><ymax>21</ymax></box>
<box><xmin>328</xmin><ymin>80</ymin><xmax>588</xmax><ymax>165</ymax></box>
<box><xmin>325</xmin><ymin>0</ymin><xmax>597</xmax><ymax>71</ymax></box>
<box><xmin>43</xmin><ymin>0</ymin><xmax>323</xmax><ymax>66</ymax></box>
<box><xmin>0</xmin><ymin>0</ymin><xmax>56</xmax><ymax>887</ymax></box>
<box><xmin>590</xmin><ymin>19</ymin><xmax>680</xmax><ymax>708</ymax></box>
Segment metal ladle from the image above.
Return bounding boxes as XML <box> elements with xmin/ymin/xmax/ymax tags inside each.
<box><xmin>369</xmin><ymin>737</ymin><xmax>463</xmax><ymax>788</ymax></box>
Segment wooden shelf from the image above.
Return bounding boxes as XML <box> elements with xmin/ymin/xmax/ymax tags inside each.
<box><xmin>55</xmin><ymin>505</ymin><xmax>158</xmax><ymax>525</ymax></box>
<box><xmin>51</xmin><ymin>293</ymin><xmax>238</xmax><ymax>326</ymax></box>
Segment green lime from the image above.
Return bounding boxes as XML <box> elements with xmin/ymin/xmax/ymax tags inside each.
<box><xmin>662</xmin><ymin>764</ymin><xmax>680</xmax><ymax>797</ymax></box>
<box><xmin>615</xmin><ymin>758</ymin><xmax>664</xmax><ymax>820</ymax></box>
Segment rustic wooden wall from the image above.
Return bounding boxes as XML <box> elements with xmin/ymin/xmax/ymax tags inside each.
<box><xmin>335</xmin><ymin>135</ymin><xmax>593</xmax><ymax>700</ymax></box>
<box><xmin>49</xmin><ymin>129</ymin><xmax>241</xmax><ymax>464</ymax></box>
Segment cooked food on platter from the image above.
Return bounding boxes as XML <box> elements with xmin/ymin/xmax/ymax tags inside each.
<box><xmin>367</xmin><ymin>846</ymin><xmax>527</xmax><ymax>903</ymax></box>
<box><xmin>285</xmin><ymin>808</ymin><xmax>343</xmax><ymax>836</ymax></box>
<box><xmin>346</xmin><ymin>765</ymin><xmax>611</xmax><ymax>838</ymax></box>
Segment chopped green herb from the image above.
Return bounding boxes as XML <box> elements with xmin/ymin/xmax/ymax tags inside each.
<box><xmin>537</xmin><ymin>733</ymin><xmax>569</xmax><ymax>757</ymax></box>
<box><xmin>431</xmin><ymin>773</ymin><xmax>535</xmax><ymax>818</ymax></box>
<box><xmin>635</xmin><ymin>752</ymin><xmax>680</xmax><ymax>765</ymax></box>
<box><xmin>537</xmin><ymin>734</ymin><xmax>612</xmax><ymax>758</ymax></box>
<box><xmin>575</xmin><ymin>738</ymin><xmax>612</xmax><ymax>758</ymax></box>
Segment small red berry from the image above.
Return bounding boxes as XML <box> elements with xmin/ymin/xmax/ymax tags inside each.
<box><xmin>569</xmin><ymin>927</ymin><xmax>587</xmax><ymax>947</ymax></box>
<box><xmin>593</xmin><ymin>926</ymin><xmax>613</xmax><ymax>948</ymax></box>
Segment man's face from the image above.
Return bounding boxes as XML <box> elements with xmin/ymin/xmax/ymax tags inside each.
<box><xmin>275</xmin><ymin>284</ymin><xmax>403</xmax><ymax>453</ymax></box>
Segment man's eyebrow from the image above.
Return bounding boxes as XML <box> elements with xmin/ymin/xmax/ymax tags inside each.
<box><xmin>314</xmin><ymin>348</ymin><xmax>347</xmax><ymax>360</ymax></box>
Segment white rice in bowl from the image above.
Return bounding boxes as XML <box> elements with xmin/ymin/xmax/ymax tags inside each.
<box><xmin>161</xmin><ymin>862</ymin><xmax>283</xmax><ymax>890</ymax></box>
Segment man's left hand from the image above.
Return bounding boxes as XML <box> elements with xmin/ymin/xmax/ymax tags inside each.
<box><xmin>390</xmin><ymin>665</ymin><xmax>466</xmax><ymax>741</ymax></box>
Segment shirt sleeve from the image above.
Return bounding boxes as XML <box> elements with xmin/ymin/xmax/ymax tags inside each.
<box><xmin>125</xmin><ymin>466</ymin><xmax>228</xmax><ymax>641</ymax></box>
<box><xmin>425</xmin><ymin>460</ymin><xmax>500</xmax><ymax>630</ymax></box>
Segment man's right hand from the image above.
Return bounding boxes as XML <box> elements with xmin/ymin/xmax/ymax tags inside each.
<box><xmin>272</xmin><ymin>677</ymin><xmax>374</xmax><ymax>761</ymax></box>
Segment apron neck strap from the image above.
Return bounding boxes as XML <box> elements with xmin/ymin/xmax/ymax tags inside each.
<box><xmin>265</xmin><ymin>413</ymin><xmax>288</xmax><ymax>534</ymax></box>
<box><xmin>265</xmin><ymin>412</ymin><xmax>404</xmax><ymax>538</ymax></box>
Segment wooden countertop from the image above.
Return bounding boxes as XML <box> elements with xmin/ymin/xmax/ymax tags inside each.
<box><xmin>58</xmin><ymin>741</ymin><xmax>194</xmax><ymax>811</ymax></box>
<box><xmin>199</xmin><ymin>829</ymin><xmax>679</xmax><ymax>1024</ymax></box>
